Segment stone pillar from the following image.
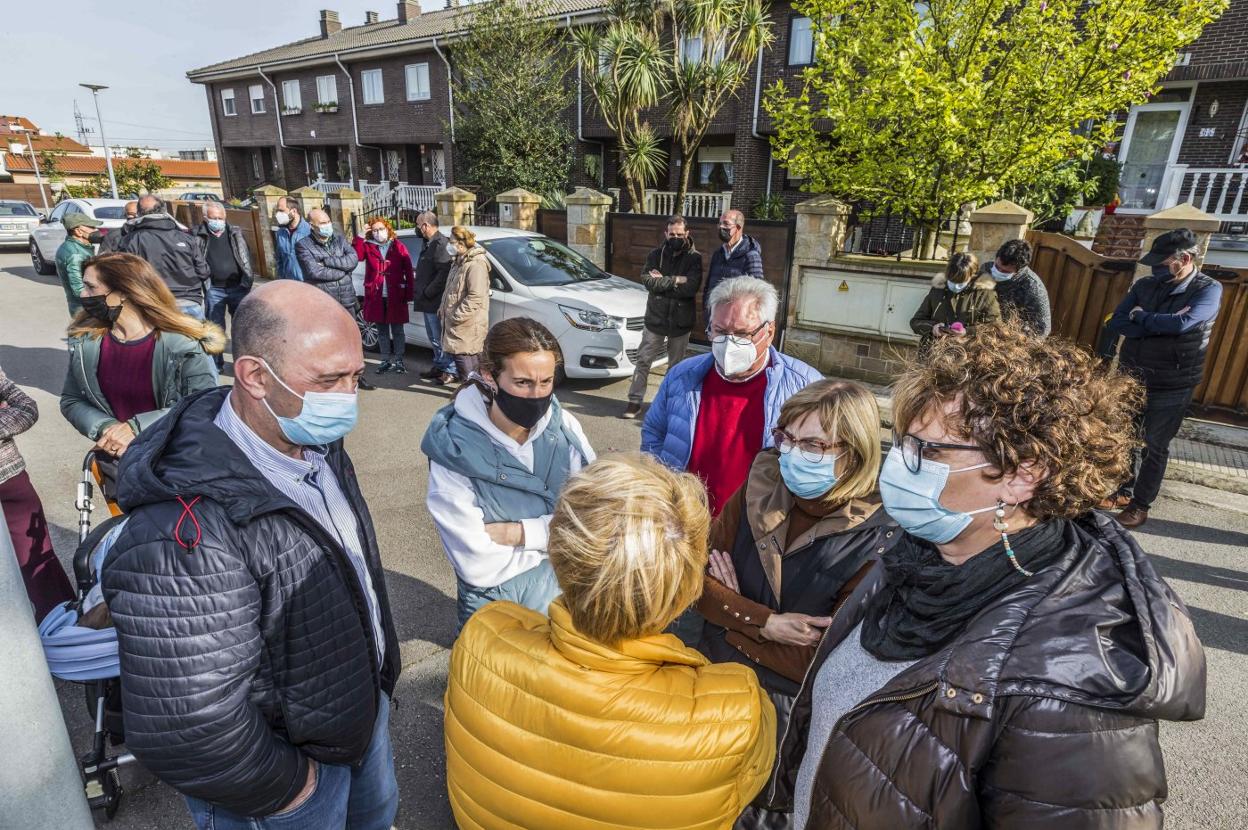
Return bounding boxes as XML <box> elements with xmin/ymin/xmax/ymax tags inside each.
<box><xmin>435</xmin><ymin>186</ymin><xmax>477</xmax><ymax>229</ymax></box>
<box><xmin>333</xmin><ymin>189</ymin><xmax>364</xmax><ymax>236</ymax></box>
<box><xmin>1137</xmin><ymin>203</ymin><xmax>1221</xmax><ymax>277</ymax></box>
<box><xmin>252</xmin><ymin>184</ymin><xmax>287</xmax><ymax>279</ymax></box>
<box><xmin>968</xmin><ymin>199</ymin><xmax>1033</xmax><ymax>267</ymax></box>
<box><xmin>289</xmin><ymin>185</ymin><xmax>325</xmax><ymax>219</ymax></box>
<box><xmin>496</xmin><ymin>188</ymin><xmax>542</xmax><ymax>232</ymax></box>
<box><xmin>565</xmin><ymin>187</ymin><xmax>613</xmax><ymax>268</ymax></box>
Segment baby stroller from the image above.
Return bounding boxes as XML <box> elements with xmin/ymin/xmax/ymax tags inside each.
<box><xmin>37</xmin><ymin>450</ymin><xmax>136</xmax><ymax>819</ymax></box>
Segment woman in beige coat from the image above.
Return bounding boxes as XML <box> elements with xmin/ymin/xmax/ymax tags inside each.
<box><xmin>438</xmin><ymin>225</ymin><xmax>491</xmax><ymax>379</ymax></box>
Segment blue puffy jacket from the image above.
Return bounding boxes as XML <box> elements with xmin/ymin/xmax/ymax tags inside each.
<box><xmin>641</xmin><ymin>348</ymin><xmax>823</xmax><ymax>470</ymax></box>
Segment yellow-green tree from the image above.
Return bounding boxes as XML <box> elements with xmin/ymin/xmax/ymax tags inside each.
<box><xmin>767</xmin><ymin>0</ymin><xmax>1227</xmax><ymax>254</ymax></box>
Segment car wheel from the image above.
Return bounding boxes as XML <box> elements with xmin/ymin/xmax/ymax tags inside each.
<box><xmin>30</xmin><ymin>239</ymin><xmax>55</xmax><ymax>275</ymax></box>
<box><xmin>355</xmin><ymin>300</ymin><xmax>380</xmax><ymax>353</ymax></box>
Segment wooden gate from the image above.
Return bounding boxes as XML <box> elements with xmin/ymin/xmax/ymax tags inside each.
<box><xmin>606</xmin><ymin>213</ymin><xmax>795</xmax><ymax>341</ymax></box>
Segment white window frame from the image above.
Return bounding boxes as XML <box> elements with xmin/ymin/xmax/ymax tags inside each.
<box><xmin>221</xmin><ymin>88</ymin><xmax>237</xmax><ymax>117</ymax></box>
<box><xmin>248</xmin><ymin>84</ymin><xmax>266</xmax><ymax>114</ymax></box>
<box><xmin>789</xmin><ymin>17</ymin><xmax>815</xmax><ymax>66</ymax></box>
<box><xmin>405</xmin><ymin>63</ymin><xmax>431</xmax><ymax>102</ymax></box>
<box><xmin>281</xmin><ymin>79</ymin><xmax>302</xmax><ymax>112</ymax></box>
<box><xmin>361</xmin><ymin>69</ymin><xmax>384</xmax><ymax>105</ymax></box>
<box><xmin>316</xmin><ymin>75</ymin><xmax>338</xmax><ymax>106</ymax></box>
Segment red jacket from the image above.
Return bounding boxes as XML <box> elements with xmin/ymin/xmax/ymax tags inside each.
<box><xmin>353</xmin><ymin>237</ymin><xmax>414</xmax><ymax>324</ymax></box>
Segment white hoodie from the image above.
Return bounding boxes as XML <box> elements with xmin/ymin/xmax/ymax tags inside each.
<box><xmin>426</xmin><ymin>387</ymin><xmax>595</xmax><ymax>588</ymax></box>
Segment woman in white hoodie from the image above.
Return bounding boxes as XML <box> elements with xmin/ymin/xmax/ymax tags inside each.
<box><xmin>421</xmin><ymin>317</ymin><xmax>595</xmax><ymax>631</ymax></box>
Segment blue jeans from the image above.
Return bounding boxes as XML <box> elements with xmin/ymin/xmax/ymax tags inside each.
<box><xmin>456</xmin><ymin>559</ymin><xmax>561</xmax><ymax>633</ymax></box>
<box><xmin>205</xmin><ymin>284</ymin><xmax>249</xmax><ymax>369</ymax></box>
<box><xmin>423</xmin><ymin>312</ymin><xmax>456</xmax><ymax>374</ymax></box>
<box><xmin>184</xmin><ymin>694</ymin><xmax>398</xmax><ymax>830</ymax></box>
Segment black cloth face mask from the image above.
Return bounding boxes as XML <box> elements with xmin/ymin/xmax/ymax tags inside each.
<box><xmin>81</xmin><ymin>294</ymin><xmax>123</xmax><ymax>328</ymax></box>
<box><xmin>493</xmin><ymin>384</ymin><xmax>553</xmax><ymax>429</ymax></box>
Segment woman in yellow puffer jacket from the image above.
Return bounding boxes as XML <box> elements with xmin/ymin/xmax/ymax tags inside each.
<box><xmin>445</xmin><ymin>452</ymin><xmax>777</xmax><ymax>830</ymax></box>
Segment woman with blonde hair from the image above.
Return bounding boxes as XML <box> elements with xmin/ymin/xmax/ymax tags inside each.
<box><xmin>438</xmin><ymin>225</ymin><xmax>491</xmax><ymax>380</ymax></box>
<box><xmin>697</xmin><ymin>379</ymin><xmax>897</xmax><ymax>828</ymax></box>
<box><xmin>445</xmin><ymin>452</ymin><xmax>776</xmax><ymax>830</ymax></box>
<box><xmin>61</xmin><ymin>253</ymin><xmax>222</xmax><ymax>459</ymax></box>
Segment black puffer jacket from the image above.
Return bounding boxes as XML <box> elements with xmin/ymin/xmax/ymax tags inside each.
<box><xmin>115</xmin><ymin>213</ymin><xmax>210</xmax><ymax>304</ymax></box>
<box><xmin>641</xmin><ymin>242</ymin><xmax>703</xmax><ymax>336</ymax></box>
<box><xmin>296</xmin><ymin>231</ymin><xmax>360</xmax><ymax>310</ymax></box>
<box><xmin>100</xmin><ymin>387</ymin><xmax>400</xmax><ymax>817</ymax></box>
<box><xmin>775</xmin><ymin>512</ymin><xmax>1205</xmax><ymax>828</ymax></box>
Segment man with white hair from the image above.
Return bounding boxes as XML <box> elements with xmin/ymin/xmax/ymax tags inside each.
<box><xmin>642</xmin><ymin>277</ymin><xmax>822</xmax><ymax>516</ymax></box>
<box><xmin>194</xmin><ymin>202</ymin><xmax>255</xmax><ymax>370</ymax></box>
<box><xmin>1105</xmin><ymin>228</ymin><xmax>1223</xmax><ymax>528</ymax></box>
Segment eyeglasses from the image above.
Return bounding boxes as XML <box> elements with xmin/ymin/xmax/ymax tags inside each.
<box><xmin>897</xmin><ymin>432</ymin><xmax>983</xmax><ymax>474</ymax></box>
<box><xmin>706</xmin><ymin>320</ymin><xmax>769</xmax><ymax>347</ymax></box>
<box><xmin>772</xmin><ymin>427</ymin><xmax>840</xmax><ymax>463</ymax></box>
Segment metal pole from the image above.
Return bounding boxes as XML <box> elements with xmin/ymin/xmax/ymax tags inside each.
<box><xmin>82</xmin><ymin>84</ymin><xmax>119</xmax><ymax>199</ymax></box>
<box><xmin>24</xmin><ymin>132</ymin><xmax>50</xmax><ymax>213</ymax></box>
<box><xmin>0</xmin><ymin>507</ymin><xmax>95</xmax><ymax>829</ymax></box>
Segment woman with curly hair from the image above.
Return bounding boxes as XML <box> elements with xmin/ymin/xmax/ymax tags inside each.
<box><xmin>354</xmin><ymin>216</ymin><xmax>414</xmax><ymax>374</ymax></box>
<box><xmin>782</xmin><ymin>325</ymin><xmax>1206</xmax><ymax>829</ymax></box>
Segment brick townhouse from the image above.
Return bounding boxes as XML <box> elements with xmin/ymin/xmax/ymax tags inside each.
<box><xmin>186</xmin><ymin>0</ymin><xmax>826</xmax><ymax>219</ymax></box>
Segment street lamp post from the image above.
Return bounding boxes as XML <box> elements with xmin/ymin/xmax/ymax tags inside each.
<box><xmin>79</xmin><ymin>83</ymin><xmax>119</xmax><ymax>199</ymax></box>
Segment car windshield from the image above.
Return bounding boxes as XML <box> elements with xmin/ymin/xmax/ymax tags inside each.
<box><xmin>93</xmin><ymin>206</ymin><xmax>127</xmax><ymax>219</ymax></box>
<box><xmin>0</xmin><ymin>203</ymin><xmax>36</xmax><ymax>217</ymax></box>
<box><xmin>481</xmin><ymin>237</ymin><xmax>608</xmax><ymax>287</ymax></box>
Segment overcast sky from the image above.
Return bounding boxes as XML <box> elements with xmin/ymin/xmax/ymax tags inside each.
<box><xmin>2</xmin><ymin>1</ymin><xmax>402</xmax><ymax>152</ymax></box>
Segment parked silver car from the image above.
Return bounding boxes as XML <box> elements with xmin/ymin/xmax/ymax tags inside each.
<box><xmin>29</xmin><ymin>198</ymin><xmax>132</xmax><ymax>274</ymax></box>
<box><xmin>0</xmin><ymin>201</ymin><xmax>41</xmax><ymax>249</ymax></box>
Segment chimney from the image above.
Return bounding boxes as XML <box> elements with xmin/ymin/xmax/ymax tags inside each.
<box><xmin>319</xmin><ymin>9</ymin><xmax>341</xmax><ymax>38</ymax></box>
<box><xmin>365</xmin><ymin>10</ymin><xmax>379</xmax><ymax>23</ymax></box>
<box><xmin>397</xmin><ymin>1</ymin><xmax>421</xmax><ymax>23</ymax></box>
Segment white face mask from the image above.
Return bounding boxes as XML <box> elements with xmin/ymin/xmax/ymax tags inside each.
<box><xmin>447</xmin><ymin>242</ymin><xmax>460</xmax><ymax>258</ymax></box>
<box><xmin>372</xmin><ymin>229</ymin><xmax>389</xmax><ymax>243</ymax></box>
<box><xmin>712</xmin><ymin>336</ymin><xmax>759</xmax><ymax>377</ymax></box>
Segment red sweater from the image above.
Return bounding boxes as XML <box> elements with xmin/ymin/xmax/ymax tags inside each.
<box><xmin>687</xmin><ymin>366</ymin><xmax>768</xmax><ymax>516</ymax></box>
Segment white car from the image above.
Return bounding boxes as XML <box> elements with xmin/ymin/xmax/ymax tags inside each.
<box><xmin>351</xmin><ymin>227</ymin><xmax>659</xmax><ymax>380</ymax></box>
<box><xmin>29</xmin><ymin>198</ymin><xmax>132</xmax><ymax>274</ymax></box>
<box><xmin>0</xmin><ymin>201</ymin><xmax>41</xmax><ymax>249</ymax></box>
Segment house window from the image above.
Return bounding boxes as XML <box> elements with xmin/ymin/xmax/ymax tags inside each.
<box><xmin>316</xmin><ymin>75</ymin><xmax>338</xmax><ymax>106</ymax></box>
<box><xmin>697</xmin><ymin>145</ymin><xmax>734</xmax><ymax>190</ymax></box>
<box><xmin>249</xmin><ymin>84</ymin><xmax>266</xmax><ymax>114</ymax></box>
<box><xmin>405</xmin><ymin>63</ymin><xmax>431</xmax><ymax>101</ymax></box>
<box><xmin>789</xmin><ymin>17</ymin><xmax>814</xmax><ymax>65</ymax></box>
<box><xmin>221</xmin><ymin>88</ymin><xmax>236</xmax><ymax>116</ymax></box>
<box><xmin>281</xmin><ymin>80</ymin><xmax>302</xmax><ymax>113</ymax></box>
<box><xmin>361</xmin><ymin>69</ymin><xmax>384</xmax><ymax>105</ymax></box>
<box><xmin>251</xmin><ymin>150</ymin><xmax>263</xmax><ymax>180</ymax></box>
<box><xmin>681</xmin><ymin>34</ymin><xmax>725</xmax><ymax>66</ymax></box>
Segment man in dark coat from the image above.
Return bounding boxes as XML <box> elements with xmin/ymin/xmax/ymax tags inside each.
<box><xmin>296</xmin><ymin>208</ymin><xmax>373</xmax><ymax>388</ymax></box>
<box><xmin>194</xmin><ymin>202</ymin><xmax>256</xmax><ymax>370</ymax></box>
<box><xmin>982</xmin><ymin>238</ymin><xmax>1051</xmax><ymax>336</ymax></box>
<box><xmin>116</xmin><ymin>195</ymin><xmax>210</xmax><ymax>317</ymax></box>
<box><xmin>1104</xmin><ymin>228</ymin><xmax>1222</xmax><ymax>528</ymax></box>
<box><xmin>101</xmin><ymin>281</ymin><xmax>400</xmax><ymax>829</ymax></box>
<box><xmin>705</xmin><ymin>209</ymin><xmax>764</xmax><ymax>313</ymax></box>
<box><xmin>411</xmin><ymin>211</ymin><xmax>456</xmax><ymax>384</ymax></box>
<box><xmin>624</xmin><ymin>215</ymin><xmax>702</xmax><ymax>419</ymax></box>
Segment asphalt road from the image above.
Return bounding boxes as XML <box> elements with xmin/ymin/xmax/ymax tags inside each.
<box><xmin>1</xmin><ymin>249</ymin><xmax>1245</xmax><ymax>830</ymax></box>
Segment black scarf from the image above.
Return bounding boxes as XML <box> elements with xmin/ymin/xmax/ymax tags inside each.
<box><xmin>860</xmin><ymin>519</ymin><xmax>1068</xmax><ymax>661</ymax></box>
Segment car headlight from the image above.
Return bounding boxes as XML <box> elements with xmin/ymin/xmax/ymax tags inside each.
<box><xmin>559</xmin><ymin>304</ymin><xmax>622</xmax><ymax>332</ymax></box>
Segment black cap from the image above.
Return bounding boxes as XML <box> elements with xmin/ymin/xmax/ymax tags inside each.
<box><xmin>1140</xmin><ymin>228</ymin><xmax>1198</xmax><ymax>266</ymax></box>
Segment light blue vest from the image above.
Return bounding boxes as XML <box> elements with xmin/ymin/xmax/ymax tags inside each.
<box><xmin>421</xmin><ymin>397</ymin><xmax>588</xmax><ymax>522</ymax></box>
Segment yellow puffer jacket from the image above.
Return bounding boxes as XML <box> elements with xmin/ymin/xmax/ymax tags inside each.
<box><xmin>445</xmin><ymin>598</ymin><xmax>777</xmax><ymax>830</ymax></box>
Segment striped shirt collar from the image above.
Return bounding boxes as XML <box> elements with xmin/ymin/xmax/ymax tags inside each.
<box><xmin>213</xmin><ymin>391</ymin><xmax>326</xmax><ymax>485</ymax></box>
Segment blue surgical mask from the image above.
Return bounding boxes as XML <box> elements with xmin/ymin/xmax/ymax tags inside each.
<box><xmin>206</xmin><ymin>219</ymin><xmax>226</xmax><ymax>233</ymax></box>
<box><xmin>259</xmin><ymin>359</ymin><xmax>358</xmax><ymax>446</ymax></box>
<box><xmin>315</xmin><ymin>223</ymin><xmax>334</xmax><ymax>239</ymax></box>
<box><xmin>779</xmin><ymin>450</ymin><xmax>844</xmax><ymax>500</ymax></box>
<box><xmin>947</xmin><ymin>280</ymin><xmax>969</xmax><ymax>294</ymax></box>
<box><xmin>989</xmin><ymin>264</ymin><xmax>1012</xmax><ymax>282</ymax></box>
<box><xmin>878</xmin><ymin>446</ymin><xmax>995</xmax><ymax>544</ymax></box>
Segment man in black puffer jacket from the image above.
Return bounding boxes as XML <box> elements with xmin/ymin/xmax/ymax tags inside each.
<box><xmin>101</xmin><ymin>281</ymin><xmax>400</xmax><ymax>829</ymax></box>
<box><xmin>624</xmin><ymin>215</ymin><xmax>703</xmax><ymax>419</ymax></box>
<box><xmin>115</xmin><ymin>195</ymin><xmax>210</xmax><ymax>317</ymax></box>
<box><xmin>1105</xmin><ymin>228</ymin><xmax>1223</xmax><ymax>528</ymax></box>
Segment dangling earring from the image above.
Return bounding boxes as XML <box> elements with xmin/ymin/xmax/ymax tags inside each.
<box><xmin>995</xmin><ymin>499</ymin><xmax>1033</xmax><ymax>577</ymax></box>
